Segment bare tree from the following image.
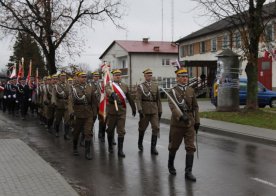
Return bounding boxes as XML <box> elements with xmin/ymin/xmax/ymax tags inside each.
<box><xmin>193</xmin><ymin>0</ymin><xmax>276</xmax><ymax>110</ymax></box>
<box><xmin>0</xmin><ymin>0</ymin><xmax>125</xmax><ymax>74</ymax></box>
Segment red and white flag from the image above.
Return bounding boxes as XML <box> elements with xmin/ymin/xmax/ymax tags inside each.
<box><xmin>26</xmin><ymin>60</ymin><xmax>32</xmax><ymax>86</ymax></box>
<box><xmin>98</xmin><ymin>63</ymin><xmax>111</xmax><ymax>122</ymax></box>
<box><xmin>9</xmin><ymin>65</ymin><xmax>17</xmax><ymax>79</ymax></box>
<box><xmin>17</xmin><ymin>62</ymin><xmax>23</xmax><ymax>84</ymax></box>
<box><xmin>112</xmin><ymin>82</ymin><xmax>126</xmax><ymax>108</ymax></box>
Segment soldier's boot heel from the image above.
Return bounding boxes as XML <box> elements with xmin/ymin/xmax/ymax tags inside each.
<box><xmin>185</xmin><ymin>154</ymin><xmax>196</xmax><ymax>182</ymax></box>
<box><xmin>138</xmin><ymin>132</ymin><xmax>144</xmax><ymax>151</ymax></box>
<box><xmin>73</xmin><ymin>139</ymin><xmax>79</xmax><ymax>156</ymax></box>
<box><xmin>85</xmin><ymin>140</ymin><xmax>92</xmax><ymax>160</ymax></box>
<box><xmin>80</xmin><ymin>132</ymin><xmax>85</xmax><ymax>147</ymax></box>
<box><xmin>55</xmin><ymin>124</ymin><xmax>59</xmax><ymax>137</ymax></box>
<box><xmin>64</xmin><ymin>125</ymin><xmax>71</xmax><ymax>141</ymax></box>
<box><xmin>151</xmin><ymin>135</ymin><xmax>159</xmax><ymax>155</ymax></box>
<box><xmin>100</xmin><ymin>124</ymin><xmax>106</xmax><ymax>143</ymax></box>
<box><xmin>108</xmin><ymin>136</ymin><xmax>114</xmax><ymax>154</ymax></box>
<box><xmin>118</xmin><ymin>137</ymin><xmax>125</xmax><ymax>158</ymax></box>
<box><xmin>168</xmin><ymin>152</ymin><xmax>177</xmax><ymax>175</ymax></box>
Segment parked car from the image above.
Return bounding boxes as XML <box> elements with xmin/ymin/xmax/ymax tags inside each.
<box><xmin>211</xmin><ymin>78</ymin><xmax>276</xmax><ymax>108</ymax></box>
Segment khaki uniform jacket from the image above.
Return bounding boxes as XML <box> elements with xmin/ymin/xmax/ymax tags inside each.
<box><xmin>168</xmin><ymin>85</ymin><xmax>200</xmax><ymax>128</ymax></box>
<box><xmin>136</xmin><ymin>81</ymin><xmax>162</xmax><ymax>114</ymax></box>
<box><xmin>43</xmin><ymin>84</ymin><xmax>53</xmax><ymax>106</ymax></box>
<box><xmin>52</xmin><ymin>82</ymin><xmax>69</xmax><ymax>110</ymax></box>
<box><xmin>90</xmin><ymin>81</ymin><xmax>101</xmax><ymax>105</ymax></box>
<box><xmin>105</xmin><ymin>81</ymin><xmax>136</xmax><ymax>115</ymax></box>
<box><xmin>68</xmin><ymin>83</ymin><xmax>97</xmax><ymax>118</ymax></box>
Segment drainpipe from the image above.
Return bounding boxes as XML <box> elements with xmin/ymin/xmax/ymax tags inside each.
<box><xmin>129</xmin><ymin>53</ymin><xmax>132</xmax><ymax>87</ymax></box>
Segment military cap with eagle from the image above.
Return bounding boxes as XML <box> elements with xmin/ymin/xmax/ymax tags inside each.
<box><xmin>175</xmin><ymin>68</ymin><xmax>188</xmax><ymax>77</ymax></box>
<box><xmin>143</xmin><ymin>68</ymin><xmax>153</xmax><ymax>74</ymax></box>
<box><xmin>111</xmin><ymin>69</ymin><xmax>122</xmax><ymax>75</ymax></box>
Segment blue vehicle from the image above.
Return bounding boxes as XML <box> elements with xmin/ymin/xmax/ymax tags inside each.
<box><xmin>211</xmin><ymin>78</ymin><xmax>276</xmax><ymax>108</ymax></box>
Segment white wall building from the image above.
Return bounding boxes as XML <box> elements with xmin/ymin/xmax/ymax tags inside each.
<box><xmin>99</xmin><ymin>39</ymin><xmax>178</xmax><ymax>89</ymax></box>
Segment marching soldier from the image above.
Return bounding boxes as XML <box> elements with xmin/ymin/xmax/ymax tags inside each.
<box><xmin>167</xmin><ymin>68</ymin><xmax>200</xmax><ymax>181</ymax></box>
<box><xmin>136</xmin><ymin>68</ymin><xmax>162</xmax><ymax>155</ymax></box>
<box><xmin>52</xmin><ymin>72</ymin><xmax>70</xmax><ymax>139</ymax></box>
<box><xmin>90</xmin><ymin>71</ymin><xmax>106</xmax><ymax>142</ymax></box>
<box><xmin>16</xmin><ymin>77</ymin><xmax>31</xmax><ymax>120</ymax></box>
<box><xmin>68</xmin><ymin>72</ymin><xmax>98</xmax><ymax>160</ymax></box>
<box><xmin>43</xmin><ymin>76</ymin><xmax>55</xmax><ymax>132</ymax></box>
<box><xmin>105</xmin><ymin>69</ymin><xmax>136</xmax><ymax>158</ymax></box>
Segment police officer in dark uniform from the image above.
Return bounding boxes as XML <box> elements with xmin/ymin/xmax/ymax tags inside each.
<box><xmin>167</xmin><ymin>68</ymin><xmax>200</xmax><ymax>182</ymax></box>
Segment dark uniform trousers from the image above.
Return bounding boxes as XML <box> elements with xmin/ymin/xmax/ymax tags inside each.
<box><xmin>73</xmin><ymin>116</ymin><xmax>93</xmax><ymax>141</ymax></box>
<box><xmin>138</xmin><ymin>113</ymin><xmax>159</xmax><ymax>135</ymax></box>
<box><xmin>106</xmin><ymin>112</ymin><xmax>126</xmax><ymax>137</ymax></box>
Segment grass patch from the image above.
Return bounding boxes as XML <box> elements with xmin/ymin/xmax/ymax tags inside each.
<box><xmin>200</xmin><ymin>109</ymin><xmax>276</xmax><ymax>130</ymax></box>
<box><xmin>261</xmin><ymin>108</ymin><xmax>276</xmax><ymax>112</ymax></box>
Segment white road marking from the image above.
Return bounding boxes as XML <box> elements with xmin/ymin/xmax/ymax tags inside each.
<box><xmin>144</xmin><ymin>140</ymin><xmax>165</xmax><ymax>149</ymax></box>
<box><xmin>251</xmin><ymin>177</ymin><xmax>276</xmax><ymax>188</ymax></box>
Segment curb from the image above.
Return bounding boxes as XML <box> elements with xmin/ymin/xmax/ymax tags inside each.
<box><xmin>160</xmin><ymin>118</ymin><xmax>276</xmax><ymax>146</ymax></box>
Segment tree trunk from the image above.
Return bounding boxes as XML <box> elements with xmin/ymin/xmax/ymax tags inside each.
<box><xmin>46</xmin><ymin>48</ymin><xmax>56</xmax><ymax>75</ymax></box>
<box><xmin>245</xmin><ymin>60</ymin><xmax>258</xmax><ymax>110</ymax></box>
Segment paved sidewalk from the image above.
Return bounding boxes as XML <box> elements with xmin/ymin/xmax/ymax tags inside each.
<box><xmin>0</xmin><ymin>139</ymin><xmax>79</xmax><ymax>196</ymax></box>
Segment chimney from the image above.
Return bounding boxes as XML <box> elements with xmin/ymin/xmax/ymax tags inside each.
<box><xmin>153</xmin><ymin>46</ymin><xmax>160</xmax><ymax>51</ymax></box>
<box><xmin>143</xmin><ymin>38</ymin><xmax>149</xmax><ymax>43</ymax></box>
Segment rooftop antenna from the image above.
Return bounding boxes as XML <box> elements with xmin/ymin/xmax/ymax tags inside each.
<box><xmin>161</xmin><ymin>0</ymin><xmax>164</xmax><ymax>41</ymax></box>
<box><xmin>171</xmin><ymin>0</ymin><xmax>174</xmax><ymax>42</ymax></box>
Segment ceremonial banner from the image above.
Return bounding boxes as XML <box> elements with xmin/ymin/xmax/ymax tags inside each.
<box><xmin>112</xmin><ymin>82</ymin><xmax>126</xmax><ymax>108</ymax></box>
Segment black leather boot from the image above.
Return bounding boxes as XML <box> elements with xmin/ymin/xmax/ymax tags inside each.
<box><xmin>73</xmin><ymin>139</ymin><xmax>79</xmax><ymax>156</ymax></box>
<box><xmin>138</xmin><ymin>132</ymin><xmax>144</xmax><ymax>151</ymax></box>
<box><xmin>112</xmin><ymin>136</ymin><xmax>116</xmax><ymax>145</ymax></box>
<box><xmin>151</xmin><ymin>135</ymin><xmax>159</xmax><ymax>155</ymax></box>
<box><xmin>107</xmin><ymin>135</ymin><xmax>114</xmax><ymax>153</ymax></box>
<box><xmin>64</xmin><ymin>124</ymin><xmax>70</xmax><ymax>140</ymax></box>
<box><xmin>80</xmin><ymin>132</ymin><xmax>85</xmax><ymax>147</ymax></box>
<box><xmin>98</xmin><ymin>123</ymin><xmax>103</xmax><ymax>139</ymax></box>
<box><xmin>85</xmin><ymin>140</ymin><xmax>92</xmax><ymax>160</ymax></box>
<box><xmin>168</xmin><ymin>152</ymin><xmax>177</xmax><ymax>175</ymax></box>
<box><xmin>100</xmin><ymin>123</ymin><xmax>106</xmax><ymax>143</ymax></box>
<box><xmin>55</xmin><ymin>123</ymin><xmax>59</xmax><ymax>137</ymax></box>
<box><xmin>118</xmin><ymin>137</ymin><xmax>125</xmax><ymax>158</ymax></box>
<box><xmin>185</xmin><ymin>154</ymin><xmax>196</xmax><ymax>182</ymax></box>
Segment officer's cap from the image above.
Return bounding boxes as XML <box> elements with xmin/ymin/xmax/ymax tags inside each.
<box><xmin>67</xmin><ymin>77</ymin><xmax>73</xmax><ymax>81</ymax></box>
<box><xmin>175</xmin><ymin>68</ymin><xmax>188</xmax><ymax>77</ymax></box>
<box><xmin>52</xmin><ymin>74</ymin><xmax>59</xmax><ymax>78</ymax></box>
<box><xmin>92</xmin><ymin>71</ymin><xmax>100</xmax><ymax>77</ymax></box>
<box><xmin>77</xmin><ymin>72</ymin><xmax>87</xmax><ymax>77</ymax></box>
<box><xmin>143</xmin><ymin>68</ymin><xmax>153</xmax><ymax>75</ymax></box>
<box><xmin>47</xmin><ymin>76</ymin><xmax>52</xmax><ymax>80</ymax></box>
<box><xmin>111</xmin><ymin>69</ymin><xmax>122</xmax><ymax>75</ymax></box>
<box><xmin>59</xmin><ymin>72</ymin><xmax>67</xmax><ymax>77</ymax></box>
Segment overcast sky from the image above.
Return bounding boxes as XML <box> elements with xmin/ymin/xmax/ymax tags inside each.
<box><xmin>0</xmin><ymin>0</ymin><xmax>208</xmax><ymax>71</ymax></box>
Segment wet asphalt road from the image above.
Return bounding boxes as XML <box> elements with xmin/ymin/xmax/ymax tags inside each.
<box><xmin>1</xmin><ymin>113</ymin><xmax>276</xmax><ymax>196</ymax></box>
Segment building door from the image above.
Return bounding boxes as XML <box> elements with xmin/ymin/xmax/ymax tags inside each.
<box><xmin>258</xmin><ymin>57</ymin><xmax>272</xmax><ymax>90</ymax></box>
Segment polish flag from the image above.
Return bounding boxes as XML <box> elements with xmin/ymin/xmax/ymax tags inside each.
<box><xmin>9</xmin><ymin>65</ymin><xmax>17</xmax><ymax>79</ymax></box>
<box><xmin>26</xmin><ymin>60</ymin><xmax>32</xmax><ymax>86</ymax></box>
<box><xmin>17</xmin><ymin>62</ymin><xmax>23</xmax><ymax>84</ymax></box>
<box><xmin>112</xmin><ymin>82</ymin><xmax>126</xmax><ymax>108</ymax></box>
<box><xmin>98</xmin><ymin>63</ymin><xmax>111</xmax><ymax>122</ymax></box>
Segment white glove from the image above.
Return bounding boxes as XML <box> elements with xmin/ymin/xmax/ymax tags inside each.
<box><xmin>8</xmin><ymin>95</ymin><xmax>11</xmax><ymax>98</ymax></box>
<box><xmin>15</xmin><ymin>100</ymin><xmax>19</xmax><ymax>103</ymax></box>
<box><xmin>3</xmin><ymin>95</ymin><xmax>6</xmax><ymax>99</ymax></box>
<box><xmin>28</xmin><ymin>98</ymin><xmax>32</xmax><ymax>102</ymax></box>
<box><xmin>13</xmin><ymin>94</ymin><xmax>16</xmax><ymax>98</ymax></box>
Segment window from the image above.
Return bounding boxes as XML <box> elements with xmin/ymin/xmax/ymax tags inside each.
<box><xmin>200</xmin><ymin>41</ymin><xmax>206</xmax><ymax>53</ymax></box>
<box><xmin>265</xmin><ymin>24</ymin><xmax>274</xmax><ymax>42</ymax></box>
<box><xmin>180</xmin><ymin>45</ymin><xmax>185</xmax><ymax>57</ymax></box>
<box><xmin>222</xmin><ymin>34</ymin><xmax>229</xmax><ymax>49</ymax></box>
<box><xmin>235</xmin><ymin>32</ymin><xmax>241</xmax><ymax>48</ymax></box>
<box><xmin>211</xmin><ymin>38</ymin><xmax>217</xmax><ymax>52</ymax></box>
<box><xmin>188</xmin><ymin>44</ymin><xmax>194</xmax><ymax>56</ymax></box>
<box><xmin>122</xmin><ymin>59</ymin><xmax>126</xmax><ymax>68</ymax></box>
<box><xmin>162</xmin><ymin>77</ymin><xmax>176</xmax><ymax>89</ymax></box>
<box><xmin>162</xmin><ymin>59</ymin><xmax>170</xmax><ymax>66</ymax></box>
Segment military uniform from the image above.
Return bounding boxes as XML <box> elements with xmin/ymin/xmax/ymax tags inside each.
<box><xmin>43</xmin><ymin>76</ymin><xmax>55</xmax><ymax>131</ymax></box>
<box><xmin>16</xmin><ymin>78</ymin><xmax>31</xmax><ymax>120</ymax></box>
<box><xmin>90</xmin><ymin>71</ymin><xmax>106</xmax><ymax>142</ymax></box>
<box><xmin>136</xmin><ymin>68</ymin><xmax>162</xmax><ymax>155</ymax></box>
<box><xmin>105</xmin><ymin>69</ymin><xmax>136</xmax><ymax>157</ymax></box>
<box><xmin>52</xmin><ymin>73</ymin><xmax>70</xmax><ymax>139</ymax></box>
<box><xmin>167</xmin><ymin>68</ymin><xmax>200</xmax><ymax>181</ymax></box>
<box><xmin>68</xmin><ymin>72</ymin><xmax>98</xmax><ymax>160</ymax></box>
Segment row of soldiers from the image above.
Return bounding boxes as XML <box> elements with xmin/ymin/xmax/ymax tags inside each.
<box><xmin>1</xmin><ymin>67</ymin><xmax>200</xmax><ymax>182</ymax></box>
